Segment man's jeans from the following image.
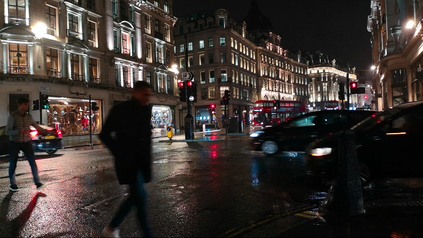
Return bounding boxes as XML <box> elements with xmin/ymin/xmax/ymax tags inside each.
<box><xmin>9</xmin><ymin>141</ymin><xmax>41</xmax><ymax>186</ymax></box>
<box><xmin>110</xmin><ymin>171</ymin><xmax>152</xmax><ymax>237</ymax></box>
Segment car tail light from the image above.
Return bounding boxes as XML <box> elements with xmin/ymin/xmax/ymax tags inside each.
<box><xmin>30</xmin><ymin>130</ymin><xmax>38</xmax><ymax>140</ymax></box>
<box><xmin>57</xmin><ymin>130</ymin><xmax>63</xmax><ymax>138</ymax></box>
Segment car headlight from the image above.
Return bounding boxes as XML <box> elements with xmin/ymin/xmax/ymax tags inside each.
<box><xmin>310</xmin><ymin>147</ymin><xmax>332</xmax><ymax>157</ymax></box>
<box><xmin>250</xmin><ymin>131</ymin><xmax>265</xmax><ymax>138</ymax></box>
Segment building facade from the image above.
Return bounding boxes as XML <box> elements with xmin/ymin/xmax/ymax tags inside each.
<box><xmin>368</xmin><ymin>0</ymin><xmax>423</xmax><ymax>110</ymax></box>
<box><xmin>0</xmin><ymin>0</ymin><xmax>179</xmax><ymax>137</ymax></box>
<box><xmin>306</xmin><ymin>52</ymin><xmax>358</xmax><ymax>111</ymax></box>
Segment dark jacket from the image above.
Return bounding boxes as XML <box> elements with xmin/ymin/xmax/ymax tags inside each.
<box><xmin>100</xmin><ymin>99</ymin><xmax>152</xmax><ymax>184</ymax></box>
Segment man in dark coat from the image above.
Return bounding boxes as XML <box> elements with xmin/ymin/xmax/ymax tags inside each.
<box><xmin>100</xmin><ymin>81</ymin><xmax>153</xmax><ymax>238</ymax></box>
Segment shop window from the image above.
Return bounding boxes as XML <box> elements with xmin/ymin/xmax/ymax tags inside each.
<box><xmin>70</xmin><ymin>54</ymin><xmax>81</xmax><ymax>81</ymax></box>
<box><xmin>45</xmin><ymin>5</ymin><xmax>57</xmax><ymax>36</ymax></box>
<box><xmin>9</xmin><ymin>44</ymin><xmax>28</xmax><ymax>74</ymax></box>
<box><xmin>87</xmin><ymin>20</ymin><xmax>97</xmax><ymax>48</ymax></box>
<box><xmin>7</xmin><ymin>0</ymin><xmax>28</xmax><ymax>25</ymax></box>
<box><xmin>67</xmin><ymin>12</ymin><xmax>82</xmax><ymax>39</ymax></box>
<box><xmin>46</xmin><ymin>48</ymin><xmax>59</xmax><ymax>77</ymax></box>
<box><xmin>89</xmin><ymin>58</ymin><xmax>99</xmax><ymax>83</ymax></box>
<box><xmin>152</xmin><ymin>106</ymin><xmax>173</xmax><ymax>130</ymax></box>
<box><xmin>47</xmin><ymin>97</ymin><xmax>103</xmax><ymax>136</ymax></box>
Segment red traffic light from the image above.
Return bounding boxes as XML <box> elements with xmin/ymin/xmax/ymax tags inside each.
<box><xmin>351</xmin><ymin>82</ymin><xmax>357</xmax><ymax>89</ymax></box>
<box><xmin>187</xmin><ymin>81</ymin><xmax>193</xmax><ymax>87</ymax></box>
<box><xmin>211</xmin><ymin>104</ymin><xmax>216</xmax><ymax>109</ymax></box>
<box><xmin>178</xmin><ymin>82</ymin><xmax>184</xmax><ymax>88</ymax></box>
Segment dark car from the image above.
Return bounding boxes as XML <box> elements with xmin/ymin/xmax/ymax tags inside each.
<box><xmin>250</xmin><ymin>110</ymin><xmax>374</xmax><ymax>155</ymax></box>
<box><xmin>306</xmin><ymin>101</ymin><xmax>423</xmax><ymax>180</ymax></box>
<box><xmin>0</xmin><ymin>125</ymin><xmax>63</xmax><ymax>156</ymax></box>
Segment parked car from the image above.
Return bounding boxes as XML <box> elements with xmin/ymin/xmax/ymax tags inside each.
<box><xmin>250</xmin><ymin>110</ymin><xmax>375</xmax><ymax>155</ymax></box>
<box><xmin>306</xmin><ymin>101</ymin><xmax>423</xmax><ymax>181</ymax></box>
<box><xmin>0</xmin><ymin>125</ymin><xmax>63</xmax><ymax>156</ymax></box>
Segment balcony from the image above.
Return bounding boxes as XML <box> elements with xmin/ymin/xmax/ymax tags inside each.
<box><xmin>47</xmin><ymin>69</ymin><xmax>61</xmax><ymax>78</ymax></box>
<box><xmin>155</xmin><ymin>31</ymin><xmax>164</xmax><ymax>40</ymax></box>
<box><xmin>9</xmin><ymin>66</ymin><xmax>29</xmax><ymax>75</ymax></box>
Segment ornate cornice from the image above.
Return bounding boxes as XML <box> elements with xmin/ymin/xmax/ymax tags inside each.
<box><xmin>135</xmin><ymin>1</ymin><xmax>178</xmax><ymax>25</ymax></box>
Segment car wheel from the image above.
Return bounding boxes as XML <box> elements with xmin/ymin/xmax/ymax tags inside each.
<box><xmin>47</xmin><ymin>150</ymin><xmax>57</xmax><ymax>155</ymax></box>
<box><xmin>262</xmin><ymin>141</ymin><xmax>279</xmax><ymax>155</ymax></box>
<box><xmin>359</xmin><ymin>162</ymin><xmax>371</xmax><ymax>186</ymax></box>
<box><xmin>18</xmin><ymin>150</ymin><xmax>25</xmax><ymax>158</ymax></box>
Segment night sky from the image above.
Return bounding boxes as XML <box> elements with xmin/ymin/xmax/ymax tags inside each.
<box><xmin>173</xmin><ymin>0</ymin><xmax>372</xmax><ymax>71</ymax></box>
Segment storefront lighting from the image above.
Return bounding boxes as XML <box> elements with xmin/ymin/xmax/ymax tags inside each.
<box><xmin>32</xmin><ymin>23</ymin><xmax>47</xmax><ymax>39</ymax></box>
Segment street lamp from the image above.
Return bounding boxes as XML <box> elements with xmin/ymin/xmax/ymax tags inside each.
<box><xmin>406</xmin><ymin>20</ymin><xmax>415</xmax><ymax>29</ymax></box>
<box><xmin>370</xmin><ymin>65</ymin><xmax>376</xmax><ymax>71</ymax></box>
<box><xmin>32</xmin><ymin>23</ymin><xmax>47</xmax><ymax>39</ymax></box>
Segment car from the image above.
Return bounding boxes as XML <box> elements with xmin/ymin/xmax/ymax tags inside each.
<box><xmin>0</xmin><ymin>125</ymin><xmax>63</xmax><ymax>156</ymax></box>
<box><xmin>306</xmin><ymin>101</ymin><xmax>423</xmax><ymax>181</ymax></box>
<box><xmin>250</xmin><ymin>110</ymin><xmax>375</xmax><ymax>155</ymax></box>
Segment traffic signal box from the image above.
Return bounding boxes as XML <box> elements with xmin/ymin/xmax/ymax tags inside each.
<box><xmin>223</xmin><ymin>90</ymin><xmax>231</xmax><ymax>105</ymax></box>
<box><xmin>350</xmin><ymin>82</ymin><xmax>365</xmax><ymax>94</ymax></box>
<box><xmin>178</xmin><ymin>81</ymin><xmax>186</xmax><ymax>102</ymax></box>
<box><xmin>338</xmin><ymin>82</ymin><xmax>345</xmax><ymax>100</ymax></box>
<box><xmin>32</xmin><ymin>100</ymin><xmax>40</xmax><ymax>110</ymax></box>
<box><xmin>187</xmin><ymin>81</ymin><xmax>197</xmax><ymax>102</ymax></box>
<box><xmin>272</xmin><ymin>100</ymin><xmax>280</xmax><ymax>110</ymax></box>
<box><xmin>41</xmin><ymin>94</ymin><xmax>49</xmax><ymax>109</ymax></box>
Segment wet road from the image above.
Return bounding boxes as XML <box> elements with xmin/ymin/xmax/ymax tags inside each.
<box><xmin>0</xmin><ymin>136</ymin><xmax>330</xmax><ymax>237</ymax></box>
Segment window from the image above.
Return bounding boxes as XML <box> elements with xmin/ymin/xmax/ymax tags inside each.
<box><xmin>9</xmin><ymin>44</ymin><xmax>28</xmax><ymax>74</ymax></box>
<box><xmin>155</xmin><ymin>19</ymin><xmax>160</xmax><ymax>33</ymax></box>
<box><xmin>201</xmin><ymin>88</ymin><xmax>208</xmax><ymax>99</ymax></box>
<box><xmin>188</xmin><ymin>42</ymin><xmax>193</xmax><ymax>51</ymax></box>
<box><xmin>209</xmin><ymin>37</ymin><xmax>214</xmax><ymax>47</ymax></box>
<box><xmin>70</xmin><ymin>54</ymin><xmax>81</xmax><ymax>81</ymax></box>
<box><xmin>144</xmin><ymin>14</ymin><xmax>151</xmax><ymax>32</ymax></box>
<box><xmin>165</xmin><ymin>24</ymin><xmax>170</xmax><ymax>40</ymax></box>
<box><xmin>45</xmin><ymin>5</ymin><xmax>57</xmax><ymax>36</ymax></box>
<box><xmin>188</xmin><ymin>56</ymin><xmax>193</xmax><ymax>67</ymax></box>
<box><xmin>87</xmin><ymin>0</ymin><xmax>95</xmax><ymax>11</ymax></box>
<box><xmin>156</xmin><ymin>44</ymin><xmax>163</xmax><ymax>63</ymax></box>
<box><xmin>219</xmin><ymin>17</ymin><xmax>225</xmax><ymax>28</ymax></box>
<box><xmin>180</xmin><ymin>44</ymin><xmax>185</xmax><ymax>53</ymax></box>
<box><xmin>146</xmin><ymin>42</ymin><xmax>152</xmax><ymax>62</ymax></box>
<box><xmin>242</xmin><ymin>90</ymin><xmax>249</xmax><ymax>100</ymax></box>
<box><xmin>112</xmin><ymin>0</ymin><xmax>118</xmax><ymax>20</ymax></box>
<box><xmin>166</xmin><ymin>75</ymin><xmax>172</xmax><ymax>94</ymax></box>
<box><xmin>165</xmin><ymin>50</ymin><xmax>171</xmax><ymax>66</ymax></box>
<box><xmin>221</xmin><ymin>70</ymin><xmax>227</xmax><ymax>82</ymax></box>
<box><xmin>220</xmin><ymin>87</ymin><xmax>229</xmax><ymax>98</ymax></box>
<box><xmin>122</xmin><ymin>33</ymin><xmax>131</xmax><ymax>55</ymax></box>
<box><xmin>208</xmin><ymin>87</ymin><xmax>216</xmax><ymax>98</ymax></box>
<box><xmin>46</xmin><ymin>48</ymin><xmax>59</xmax><ymax>77</ymax></box>
<box><xmin>235</xmin><ymin>54</ymin><xmax>239</xmax><ymax>66</ymax></box>
<box><xmin>146</xmin><ymin>71</ymin><xmax>152</xmax><ymax>84</ymax></box>
<box><xmin>199</xmin><ymin>40</ymin><xmax>205</xmax><ymax>49</ymax></box>
<box><xmin>87</xmin><ymin>20</ymin><xmax>97</xmax><ymax>47</ymax></box>
<box><xmin>113</xmin><ymin>29</ymin><xmax>119</xmax><ymax>53</ymax></box>
<box><xmin>220</xmin><ymin>37</ymin><xmax>226</xmax><ymax>46</ymax></box>
<box><xmin>123</xmin><ymin>66</ymin><xmax>131</xmax><ymax>88</ymax></box>
<box><xmin>154</xmin><ymin>0</ymin><xmax>158</xmax><ymax>7</ymax></box>
<box><xmin>120</xmin><ymin>0</ymin><xmax>128</xmax><ymax>21</ymax></box>
<box><xmin>179</xmin><ymin>26</ymin><xmax>183</xmax><ymax>35</ymax></box>
<box><xmin>8</xmin><ymin>0</ymin><xmax>27</xmax><ymax>24</ymax></box>
<box><xmin>164</xmin><ymin>0</ymin><xmax>169</xmax><ymax>12</ymax></box>
<box><xmin>200</xmin><ymin>71</ymin><xmax>206</xmax><ymax>84</ymax></box>
<box><xmin>220</xmin><ymin>52</ymin><xmax>227</xmax><ymax>63</ymax></box>
<box><xmin>209</xmin><ymin>70</ymin><xmax>215</xmax><ymax>83</ymax></box>
<box><xmin>67</xmin><ymin>12</ymin><xmax>81</xmax><ymax>39</ymax></box>
<box><xmin>209</xmin><ymin>53</ymin><xmax>214</xmax><ymax>64</ymax></box>
<box><xmin>89</xmin><ymin>58</ymin><xmax>99</xmax><ymax>83</ymax></box>
<box><xmin>199</xmin><ymin>54</ymin><xmax>205</xmax><ymax>65</ymax></box>
<box><xmin>180</xmin><ymin>58</ymin><xmax>185</xmax><ymax>69</ymax></box>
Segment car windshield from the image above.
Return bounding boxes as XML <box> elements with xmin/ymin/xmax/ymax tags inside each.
<box><xmin>351</xmin><ymin>109</ymin><xmax>400</xmax><ymax>133</ymax></box>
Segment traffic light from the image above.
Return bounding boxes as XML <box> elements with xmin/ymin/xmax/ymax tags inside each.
<box><xmin>350</xmin><ymin>82</ymin><xmax>358</xmax><ymax>94</ymax></box>
<box><xmin>178</xmin><ymin>81</ymin><xmax>186</xmax><ymax>102</ymax></box>
<box><xmin>187</xmin><ymin>80</ymin><xmax>197</xmax><ymax>102</ymax></box>
<box><xmin>91</xmin><ymin>102</ymin><xmax>99</xmax><ymax>111</ymax></box>
<box><xmin>223</xmin><ymin>90</ymin><xmax>230</xmax><ymax>105</ymax></box>
<box><xmin>210</xmin><ymin>104</ymin><xmax>216</xmax><ymax>114</ymax></box>
<box><xmin>32</xmin><ymin>100</ymin><xmax>40</xmax><ymax>110</ymax></box>
<box><xmin>41</xmin><ymin>94</ymin><xmax>49</xmax><ymax>109</ymax></box>
<box><xmin>272</xmin><ymin>100</ymin><xmax>280</xmax><ymax>109</ymax></box>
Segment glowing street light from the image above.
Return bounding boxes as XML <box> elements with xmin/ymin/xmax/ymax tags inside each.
<box><xmin>32</xmin><ymin>23</ymin><xmax>47</xmax><ymax>38</ymax></box>
<box><xmin>406</xmin><ymin>20</ymin><xmax>415</xmax><ymax>29</ymax></box>
<box><xmin>371</xmin><ymin>65</ymin><xmax>376</xmax><ymax>71</ymax></box>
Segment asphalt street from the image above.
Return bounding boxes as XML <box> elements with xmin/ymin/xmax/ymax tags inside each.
<box><xmin>0</xmin><ymin>137</ymin><xmax>328</xmax><ymax>237</ymax></box>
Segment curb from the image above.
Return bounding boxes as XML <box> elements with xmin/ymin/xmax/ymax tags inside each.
<box><xmin>158</xmin><ymin>138</ymin><xmax>226</xmax><ymax>143</ymax></box>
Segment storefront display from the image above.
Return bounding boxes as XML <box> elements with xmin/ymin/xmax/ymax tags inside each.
<box><xmin>151</xmin><ymin>105</ymin><xmax>174</xmax><ymax>137</ymax></box>
<box><xmin>47</xmin><ymin>97</ymin><xmax>102</xmax><ymax>136</ymax></box>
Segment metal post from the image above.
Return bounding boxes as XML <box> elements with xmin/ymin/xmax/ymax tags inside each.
<box><xmin>89</xmin><ymin>95</ymin><xmax>92</xmax><ymax>146</ymax></box>
<box><xmin>346</xmin><ymin>73</ymin><xmax>350</xmax><ymax>110</ymax></box>
<box><xmin>184</xmin><ymin>34</ymin><xmax>194</xmax><ymax>140</ymax></box>
<box><xmin>39</xmin><ymin>92</ymin><xmax>42</xmax><ymax>124</ymax></box>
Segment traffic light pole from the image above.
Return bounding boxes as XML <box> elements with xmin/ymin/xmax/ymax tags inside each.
<box><xmin>346</xmin><ymin>73</ymin><xmax>350</xmax><ymax>110</ymax></box>
<box><xmin>184</xmin><ymin>34</ymin><xmax>194</xmax><ymax>140</ymax></box>
<box><xmin>39</xmin><ymin>92</ymin><xmax>42</xmax><ymax>124</ymax></box>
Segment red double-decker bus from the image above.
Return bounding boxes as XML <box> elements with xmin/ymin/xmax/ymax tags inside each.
<box><xmin>252</xmin><ymin>100</ymin><xmax>307</xmax><ymax>127</ymax></box>
<box><xmin>324</xmin><ymin>101</ymin><xmax>341</xmax><ymax>110</ymax></box>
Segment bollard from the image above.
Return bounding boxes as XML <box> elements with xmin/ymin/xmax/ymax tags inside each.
<box><xmin>319</xmin><ymin>130</ymin><xmax>365</xmax><ymax>224</ymax></box>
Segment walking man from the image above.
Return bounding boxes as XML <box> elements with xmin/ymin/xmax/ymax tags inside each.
<box><xmin>100</xmin><ymin>81</ymin><xmax>154</xmax><ymax>238</ymax></box>
<box><xmin>6</xmin><ymin>97</ymin><xmax>47</xmax><ymax>191</ymax></box>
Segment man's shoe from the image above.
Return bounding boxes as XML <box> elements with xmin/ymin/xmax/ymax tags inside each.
<box><xmin>36</xmin><ymin>183</ymin><xmax>44</xmax><ymax>189</ymax></box>
<box><xmin>102</xmin><ymin>225</ymin><xmax>120</xmax><ymax>238</ymax></box>
<box><xmin>10</xmin><ymin>185</ymin><xmax>20</xmax><ymax>192</ymax></box>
